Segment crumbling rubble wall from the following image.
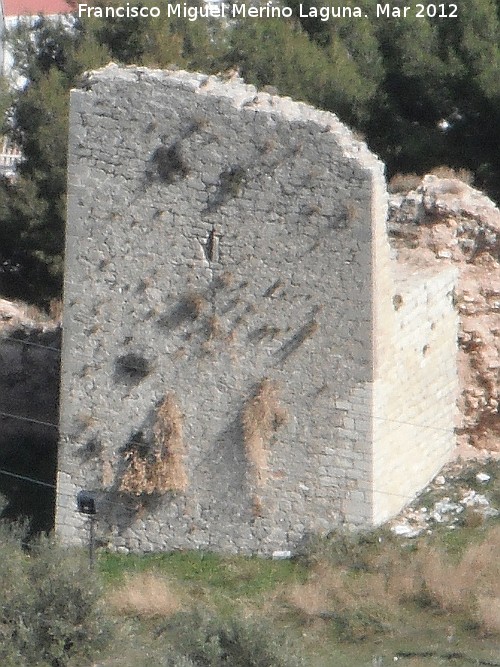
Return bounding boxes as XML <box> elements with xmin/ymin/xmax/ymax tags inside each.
<box><xmin>389</xmin><ymin>176</ymin><xmax>500</xmax><ymax>456</ymax></box>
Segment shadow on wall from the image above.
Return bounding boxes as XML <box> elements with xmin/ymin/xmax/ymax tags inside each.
<box><xmin>0</xmin><ymin>328</ymin><xmax>61</xmax><ymax>537</ymax></box>
<box><xmin>0</xmin><ymin>432</ymin><xmax>58</xmax><ymax>537</ymax></box>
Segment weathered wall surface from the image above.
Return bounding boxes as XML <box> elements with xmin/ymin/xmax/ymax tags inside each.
<box><xmin>56</xmin><ymin>65</ymin><xmax>457</xmax><ymax>554</ymax></box>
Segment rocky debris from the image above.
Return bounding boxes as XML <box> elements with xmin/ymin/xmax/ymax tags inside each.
<box><xmin>389</xmin><ymin>175</ymin><xmax>500</xmax><ymax>454</ymax></box>
<box><xmin>0</xmin><ymin>297</ymin><xmax>61</xmax><ymax>449</ymax></box>
<box><xmin>0</xmin><ymin>298</ymin><xmax>59</xmax><ymax>333</ymax></box>
<box><xmin>390</xmin><ymin>459</ymin><xmax>500</xmax><ymax>537</ymax></box>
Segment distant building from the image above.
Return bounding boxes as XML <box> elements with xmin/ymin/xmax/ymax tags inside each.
<box><xmin>1</xmin><ymin>0</ymin><xmax>74</xmax><ymax>77</ymax></box>
<box><xmin>0</xmin><ymin>135</ymin><xmax>21</xmax><ymax>177</ymax></box>
<box><xmin>0</xmin><ymin>0</ymin><xmax>73</xmax><ymax>177</ymax></box>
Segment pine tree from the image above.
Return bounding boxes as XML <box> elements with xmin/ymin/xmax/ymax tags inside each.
<box><xmin>0</xmin><ymin>17</ymin><xmax>109</xmax><ymax>303</ymax></box>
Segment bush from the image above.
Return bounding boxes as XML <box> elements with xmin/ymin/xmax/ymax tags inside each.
<box><xmin>298</xmin><ymin>528</ymin><xmax>391</xmax><ymax>572</ymax></box>
<box><xmin>0</xmin><ymin>523</ymin><xmax>112</xmax><ymax>666</ymax></box>
<box><xmin>158</xmin><ymin>611</ymin><xmax>305</xmax><ymax>667</ymax></box>
<box><xmin>287</xmin><ymin>561</ymin><xmax>396</xmax><ymax>642</ymax></box>
<box><xmin>388</xmin><ymin>173</ymin><xmax>422</xmax><ymax>194</ymax></box>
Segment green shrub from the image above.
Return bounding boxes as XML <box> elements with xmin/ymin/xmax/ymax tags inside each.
<box><xmin>0</xmin><ymin>523</ymin><xmax>112</xmax><ymax>666</ymax></box>
<box><xmin>298</xmin><ymin>528</ymin><xmax>392</xmax><ymax>572</ymax></box>
<box><xmin>158</xmin><ymin>611</ymin><xmax>305</xmax><ymax>667</ymax></box>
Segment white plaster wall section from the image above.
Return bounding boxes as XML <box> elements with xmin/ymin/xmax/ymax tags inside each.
<box><xmin>372</xmin><ymin>266</ymin><xmax>459</xmax><ymax>523</ymax></box>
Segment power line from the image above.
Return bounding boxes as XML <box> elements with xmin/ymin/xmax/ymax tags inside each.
<box><xmin>0</xmin><ymin>335</ymin><xmax>471</xmax><ymax>507</ymax></box>
<box><xmin>0</xmin><ymin>468</ymin><xmax>55</xmax><ymax>489</ymax></box>
<box><xmin>0</xmin><ymin>315</ymin><xmax>467</xmax><ymax>437</ymax></box>
<box><xmin>0</xmin><ymin>468</ymin><xmax>148</xmax><ymax>512</ymax></box>
<box><xmin>0</xmin><ymin>410</ymin><xmax>58</xmax><ymax>429</ymax></box>
<box><xmin>0</xmin><ymin>393</ymin><xmax>475</xmax><ymax>518</ymax></box>
<box><xmin>0</xmin><ymin>397</ymin><xmax>462</xmax><ymax>440</ymax></box>
<box><xmin>0</xmin><ymin>459</ymin><xmax>463</xmax><ymax>507</ymax></box>
<box><xmin>0</xmin><ymin>401</ymin><xmax>464</xmax><ymax>491</ymax></box>
<box><xmin>0</xmin><ymin>333</ymin><xmax>60</xmax><ymax>353</ymax></box>
<box><xmin>0</xmin><ymin>394</ymin><xmax>470</xmax><ymax>513</ymax></box>
<box><xmin>2</xmin><ymin>329</ymin><xmax>187</xmax><ymax>377</ymax></box>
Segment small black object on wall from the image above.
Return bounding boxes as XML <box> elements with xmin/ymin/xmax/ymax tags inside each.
<box><xmin>77</xmin><ymin>490</ymin><xmax>97</xmax><ymax>569</ymax></box>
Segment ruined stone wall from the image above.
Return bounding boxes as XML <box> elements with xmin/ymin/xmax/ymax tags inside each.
<box><xmin>370</xmin><ymin>175</ymin><xmax>458</xmax><ymax>524</ymax></box>
<box><xmin>56</xmin><ymin>65</ymin><xmax>457</xmax><ymax>555</ymax></box>
<box><xmin>388</xmin><ymin>175</ymin><xmax>500</xmax><ymax>456</ymax></box>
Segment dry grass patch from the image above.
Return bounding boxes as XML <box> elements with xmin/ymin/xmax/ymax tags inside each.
<box><xmin>288</xmin><ymin>527</ymin><xmax>500</xmax><ymax>640</ymax></box>
<box><xmin>476</xmin><ymin>596</ymin><xmax>500</xmax><ymax>635</ymax></box>
<box><xmin>388</xmin><ymin>172</ymin><xmax>422</xmax><ymax>193</ymax></box>
<box><xmin>413</xmin><ymin>548</ymin><xmax>471</xmax><ymax>612</ymax></box>
<box><xmin>102</xmin><ymin>459</ymin><xmax>114</xmax><ymax>488</ymax></box>
<box><xmin>74</xmin><ymin>411</ymin><xmax>97</xmax><ymax>431</ymax></box>
<box><xmin>286</xmin><ymin>561</ymin><xmax>396</xmax><ymax>640</ymax></box>
<box><xmin>368</xmin><ymin>527</ymin><xmax>500</xmax><ymax>637</ymax></box>
<box><xmin>218</xmin><ymin>271</ymin><xmax>234</xmax><ymax>288</ymax></box>
<box><xmin>120</xmin><ymin>393</ymin><xmax>187</xmax><ymax>495</ymax></box>
<box><xmin>412</xmin><ymin>527</ymin><xmax>500</xmax><ymax>616</ymax></box>
<box><xmin>388</xmin><ymin>168</ymin><xmax>472</xmax><ymax>194</ymax></box>
<box><xmin>430</xmin><ymin>165</ymin><xmax>474</xmax><ymax>185</ymax></box>
<box><xmin>242</xmin><ymin>379</ymin><xmax>288</xmax><ymax>487</ymax></box>
<box><xmin>287</xmin><ymin>565</ymin><xmax>346</xmax><ymax>618</ymax></box>
<box><xmin>24</xmin><ymin>302</ymin><xmax>51</xmax><ymax>323</ymax></box>
<box><xmin>183</xmin><ymin>291</ymin><xmax>206</xmax><ymax>319</ymax></box>
<box><xmin>288</xmin><ymin>561</ymin><xmax>391</xmax><ymax>614</ymax></box>
<box><xmin>207</xmin><ymin>315</ymin><xmax>223</xmax><ymax>340</ymax></box>
<box><xmin>48</xmin><ymin>297</ymin><xmax>63</xmax><ymax>322</ymax></box>
<box><xmin>108</xmin><ymin>572</ymin><xmax>183</xmax><ymax>618</ymax></box>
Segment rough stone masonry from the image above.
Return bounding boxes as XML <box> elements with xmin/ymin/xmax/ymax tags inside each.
<box><xmin>56</xmin><ymin>64</ymin><xmax>459</xmax><ymax>555</ymax></box>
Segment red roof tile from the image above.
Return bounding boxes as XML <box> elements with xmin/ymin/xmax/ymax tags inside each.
<box><xmin>4</xmin><ymin>0</ymin><xmax>74</xmax><ymax>16</ymax></box>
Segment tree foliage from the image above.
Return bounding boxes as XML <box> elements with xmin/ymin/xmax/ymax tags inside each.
<box><xmin>0</xmin><ymin>17</ymin><xmax>110</xmax><ymax>303</ymax></box>
<box><xmin>1</xmin><ymin>1</ymin><xmax>500</xmax><ymax>303</ymax></box>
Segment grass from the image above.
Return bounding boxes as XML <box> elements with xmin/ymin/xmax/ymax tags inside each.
<box><xmin>94</xmin><ymin>516</ymin><xmax>500</xmax><ymax>666</ymax></box>
<box><xmin>18</xmin><ymin>458</ymin><xmax>495</xmax><ymax>666</ymax></box>
<box><xmin>5</xmin><ymin>512</ymin><xmax>491</xmax><ymax>665</ymax></box>
<box><xmin>100</xmin><ymin>550</ymin><xmax>306</xmax><ymax>599</ymax></box>
<box><xmin>388</xmin><ymin>172</ymin><xmax>422</xmax><ymax>193</ymax></box>
<box><xmin>430</xmin><ymin>165</ymin><xmax>474</xmax><ymax>185</ymax></box>
<box><xmin>387</xmin><ymin>167</ymin><xmax>473</xmax><ymax>195</ymax></box>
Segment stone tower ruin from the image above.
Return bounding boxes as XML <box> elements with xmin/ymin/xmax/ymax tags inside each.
<box><xmin>56</xmin><ymin>65</ymin><xmax>458</xmax><ymax>555</ymax></box>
